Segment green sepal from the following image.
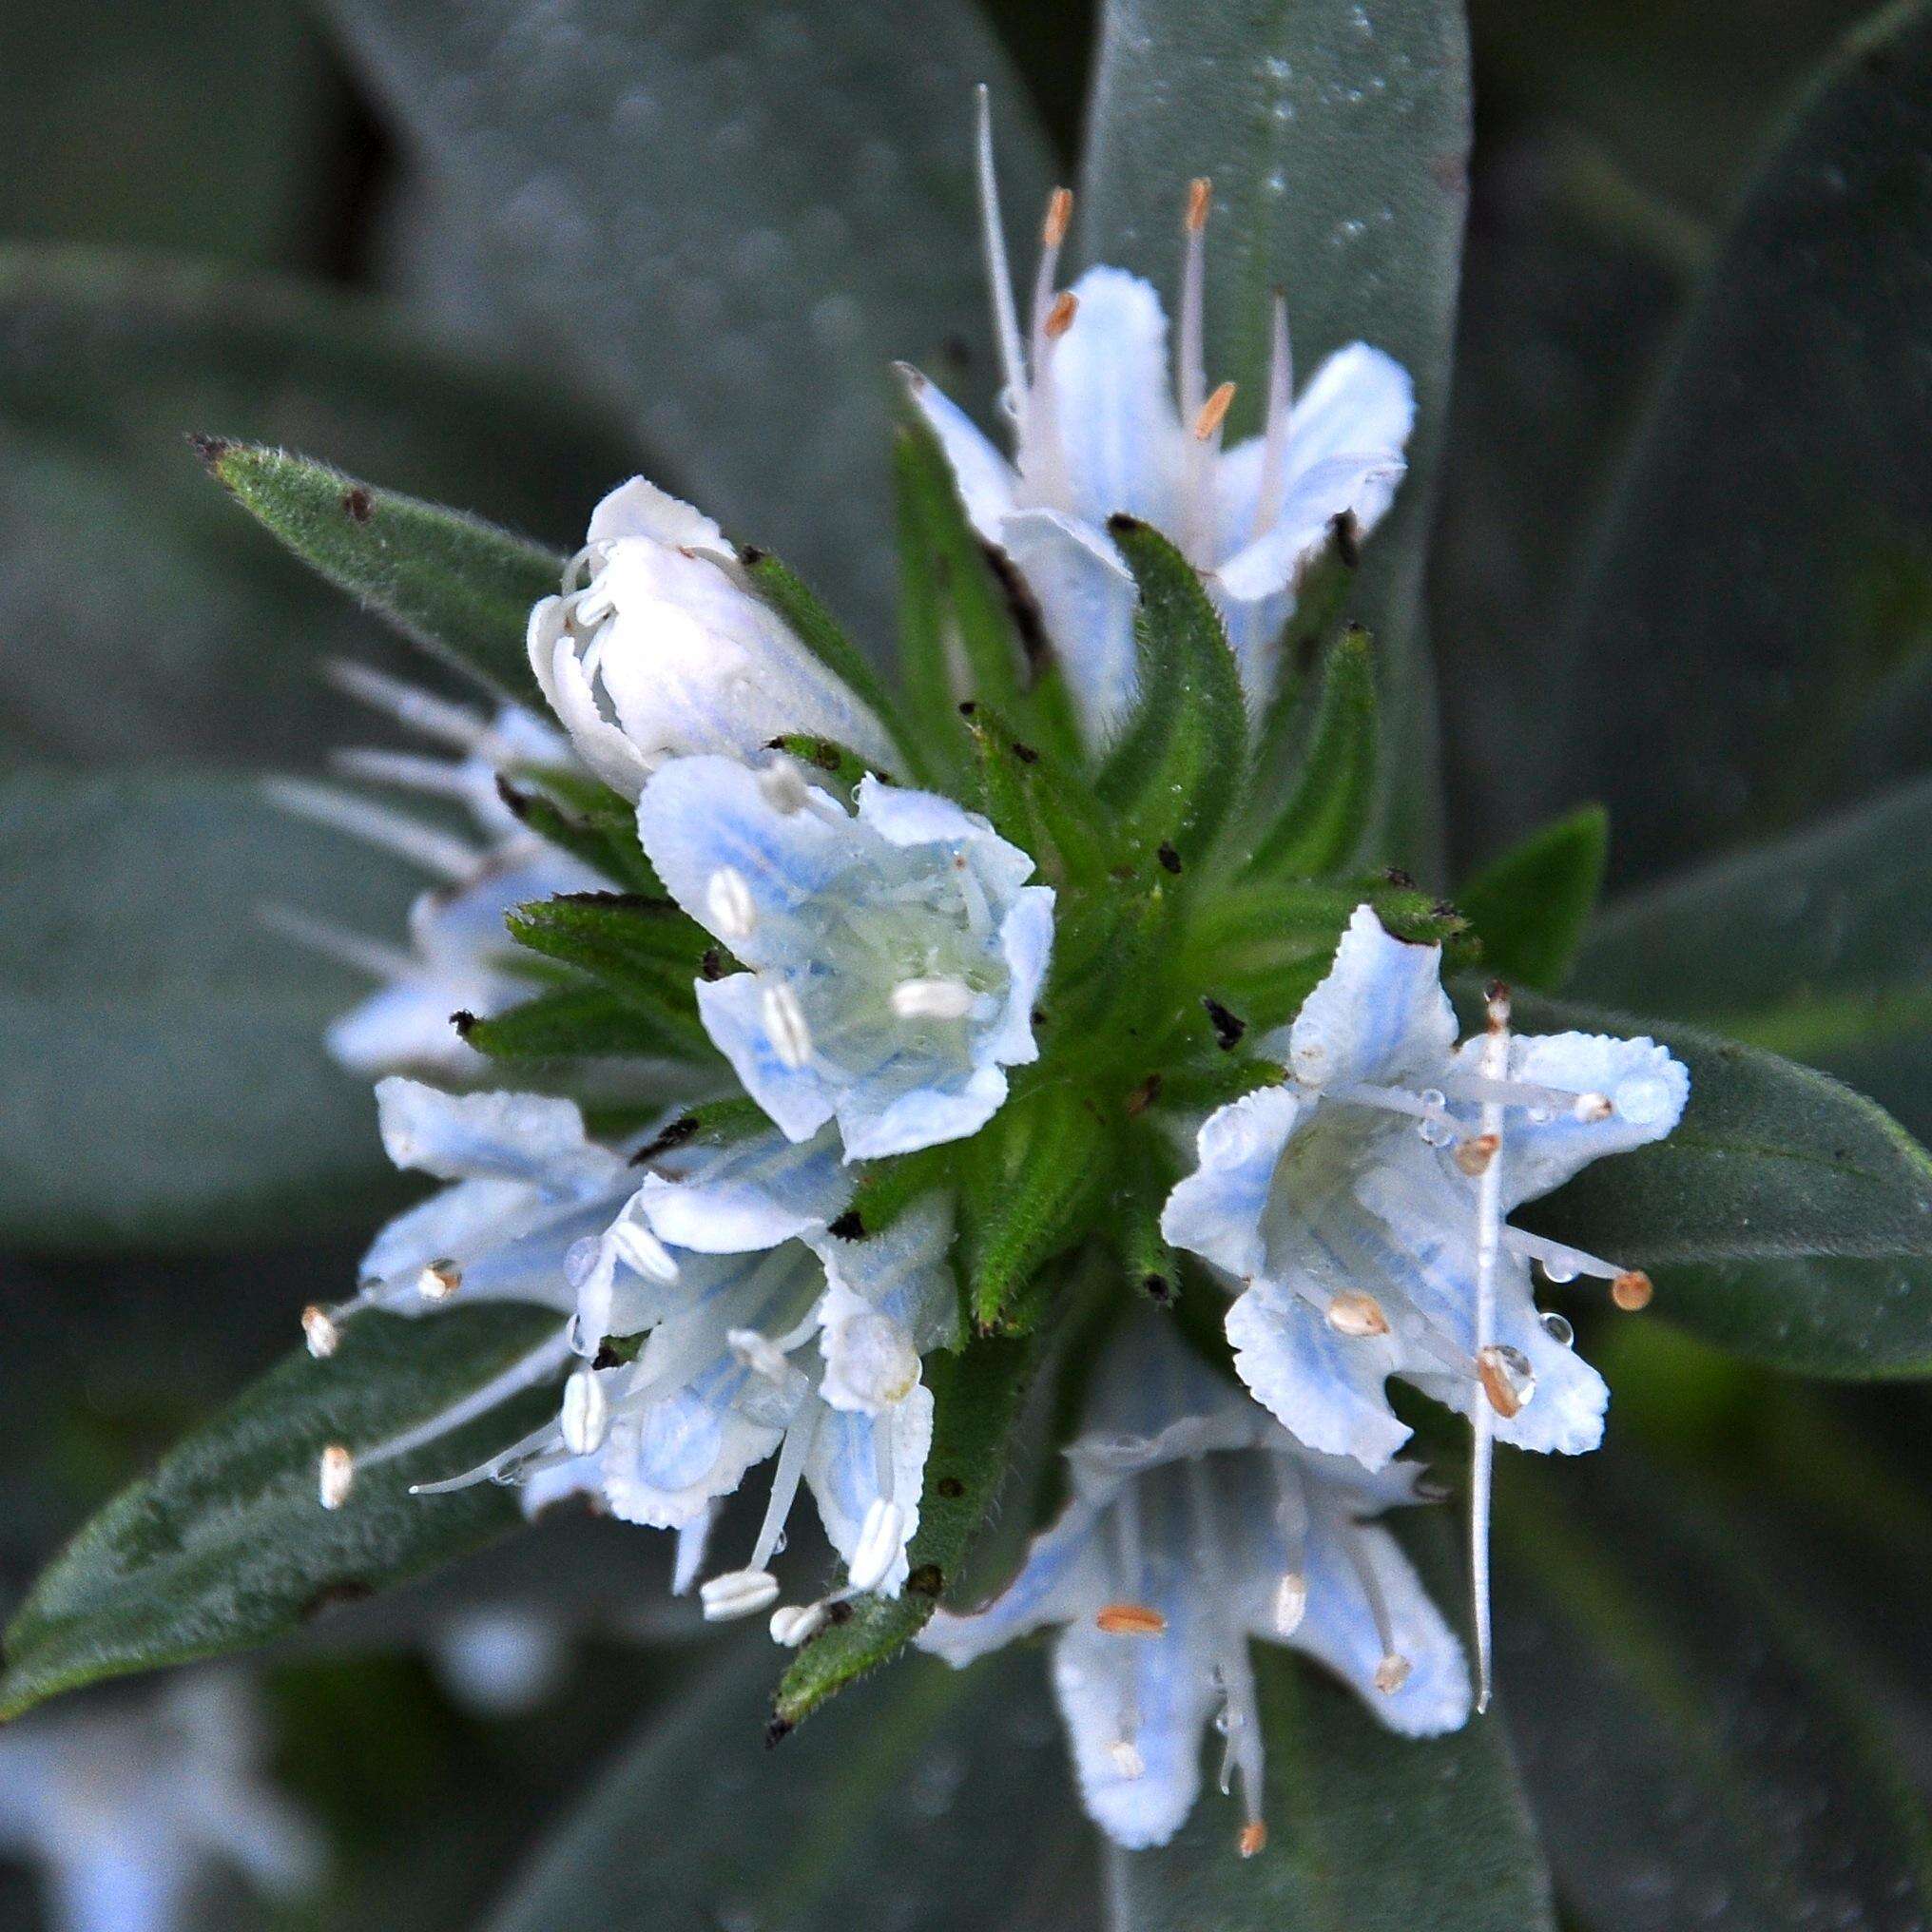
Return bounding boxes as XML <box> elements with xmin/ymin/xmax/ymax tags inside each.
<box><xmin>959</xmin><ymin>1084</ymin><xmax>1113</xmax><ymax>1334</ymax></box>
<box><xmin>1157</xmin><ymin>1053</ymin><xmax>1287</xmax><ymax>1111</ymax></box>
<box><xmin>627</xmin><ymin>1093</ymin><xmax>776</xmax><ymax>1166</ymax></box>
<box><xmin>1114</xmin><ymin>1123</ymin><xmax>1185</xmax><ymax>1305</ymax></box>
<box><xmin>958</xmin><ymin>701</ymin><xmax>1110</xmax><ymax>888</ymax></box>
<box><xmin>1245</xmin><ymin>624</ymin><xmax>1379</xmax><ymax>880</ymax></box>
<box><xmin>505</xmin><ymin>891</ymin><xmax>716</xmax><ymax>1009</ymax></box>
<box><xmin>734</xmin><ymin>547</ymin><xmax>912</xmax><ymax>763</ymax></box>
<box><xmin>199</xmin><ymin>439</ymin><xmax>553</xmax><ymax>707</ymax></box>
<box><xmin>1097</xmin><ymin>517</ymin><xmax>1249</xmax><ymax>862</ymax></box>
<box><xmin>839</xmin><ymin>1147</ymin><xmax>955</xmax><ymax>1240</ymax></box>
<box><xmin>764</xmin><ymin>732</ymin><xmax>893</xmax><ymax>795</ymax></box>
<box><xmin>495</xmin><ymin>768</ymin><xmax>660</xmax><ymax>894</ymax></box>
<box><xmin>0</xmin><ymin>1306</ymin><xmax>561</xmax><ymax>1720</ymax></box>
<box><xmin>1459</xmin><ymin>803</ymin><xmax>1608</xmax><ymax>992</ymax></box>
<box><xmin>458</xmin><ymin>980</ymin><xmax>712</xmax><ymax>1064</ymax></box>
<box><xmin>771</xmin><ymin>1334</ymin><xmax>1036</xmax><ymax>1729</ymax></box>
<box><xmin>1245</xmin><ymin>531</ymin><xmax>1359</xmax><ymax>819</ymax></box>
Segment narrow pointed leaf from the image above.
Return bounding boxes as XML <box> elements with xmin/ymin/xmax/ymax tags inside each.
<box><xmin>1098</xmin><ymin>517</ymin><xmax>1248</xmax><ymax>862</ymax></box>
<box><xmin>460</xmin><ymin>980</ymin><xmax>712</xmax><ymax>1064</ymax></box>
<box><xmin>505</xmin><ymin>891</ymin><xmax>714</xmax><ymax>1004</ymax></box>
<box><xmin>1079</xmin><ymin>0</ymin><xmax>1471</xmax><ymax>867</ymax></box>
<box><xmin>490</xmin><ymin>1645</ymin><xmax>1097</xmax><ymax>1932</ymax></box>
<box><xmin>773</xmin><ymin>1336</ymin><xmax>1035</xmax><ymax>1729</ymax></box>
<box><xmin>0</xmin><ymin>1305</ymin><xmax>561</xmax><ymax>1719</ymax></box>
<box><xmin>1112</xmin><ymin>1520</ymin><xmax>1555</xmax><ymax>1930</ymax></box>
<box><xmin>1563</xmin><ymin>1</ymin><xmax>1932</xmax><ymax>885</ymax></box>
<box><xmin>1246</xmin><ymin>625</ymin><xmax>1380</xmax><ymax>880</ymax></box>
<box><xmin>205</xmin><ymin>440</ymin><xmax>554</xmax><ymax>706</ymax></box>
<box><xmin>1459</xmin><ymin>803</ymin><xmax>1609</xmax><ymax>992</ymax></box>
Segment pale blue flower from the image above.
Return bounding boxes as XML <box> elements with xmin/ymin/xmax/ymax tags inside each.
<box><xmin>0</xmin><ymin>1674</ymin><xmax>322</xmax><ymax>1932</ymax></box>
<box><xmin>1161</xmin><ymin>903</ymin><xmax>1689</xmax><ymax>1703</ymax></box>
<box><xmin>900</xmin><ymin>93</ymin><xmax>1414</xmax><ymax>741</ymax></box>
<box><xmin>637</xmin><ymin>754</ymin><xmax>1053</xmax><ymax>1161</ymax></box>
<box><xmin>529</xmin><ymin>475</ymin><xmax>894</xmax><ymax>798</ymax></box>
<box><xmin>318</xmin><ymin>1077</ymin><xmax>956</xmax><ymax>1613</ymax></box>
<box><xmin>919</xmin><ymin>1311</ymin><xmax>1468</xmax><ymax>1855</ymax></box>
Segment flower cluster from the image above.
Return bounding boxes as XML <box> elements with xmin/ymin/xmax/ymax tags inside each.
<box><xmin>289</xmin><ymin>96</ymin><xmax>1686</xmax><ymax>1859</ymax></box>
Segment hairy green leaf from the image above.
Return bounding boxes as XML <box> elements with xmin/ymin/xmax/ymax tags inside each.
<box><xmin>1246</xmin><ymin>626</ymin><xmax>1380</xmax><ymax>880</ymax></box>
<box><xmin>1460</xmin><ymin>803</ymin><xmax>1608</xmax><ymax>992</ymax></box>
<box><xmin>505</xmin><ymin>890</ymin><xmax>713</xmax><ymax>1007</ymax></box>
<box><xmin>459</xmin><ymin>980</ymin><xmax>712</xmax><ymax>1065</ymax></box>
<box><xmin>0</xmin><ymin>1305</ymin><xmax>561</xmax><ymax>1718</ymax></box>
<box><xmin>205</xmin><ymin>440</ymin><xmax>555</xmax><ymax>706</ymax></box>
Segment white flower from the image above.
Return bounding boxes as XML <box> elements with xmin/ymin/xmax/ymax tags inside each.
<box><xmin>637</xmin><ymin>755</ymin><xmax>1053</xmax><ymax>1161</ymax></box>
<box><xmin>316</xmin><ymin>1077</ymin><xmax>956</xmax><ymax>1609</ymax></box>
<box><xmin>918</xmin><ymin>1311</ymin><xmax>1467</xmax><ymax>1855</ymax></box>
<box><xmin>0</xmin><ymin>1673</ymin><xmax>322</xmax><ymax>1932</ymax></box>
<box><xmin>1160</xmin><ymin>904</ymin><xmax>1689</xmax><ymax>1701</ymax></box>
<box><xmin>264</xmin><ymin>675</ymin><xmax>602</xmax><ymax>1079</ymax></box>
<box><xmin>528</xmin><ymin>476</ymin><xmax>895</xmax><ymax>798</ymax></box>
<box><xmin>900</xmin><ymin>90</ymin><xmax>1414</xmax><ymax>741</ymax></box>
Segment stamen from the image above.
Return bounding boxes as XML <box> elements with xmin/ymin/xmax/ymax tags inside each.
<box><xmin>560</xmin><ymin>1366</ymin><xmax>609</xmax><ymax>1456</ymax></box>
<box><xmin>301</xmin><ymin>1305</ymin><xmax>340</xmax><ymax>1360</ymax></box>
<box><xmin>1177</xmin><ymin>179</ymin><xmax>1210</xmax><ymax>425</ymax></box>
<box><xmin>406</xmin><ymin>1418</ymin><xmax>564</xmax><ymax>1497</ymax></box>
<box><xmin>1339</xmin><ymin>1517</ymin><xmax>1407</xmax><ymax>1696</ymax></box>
<box><xmin>1439</xmin><ymin>1072</ymin><xmax>1613</xmax><ymax>1122</ymax></box>
<box><xmin>1251</xmin><ymin>291</ymin><xmax>1295</xmax><ymax>538</ymax></box>
<box><xmin>1272</xmin><ymin>1573</ymin><xmax>1308</xmax><ymax>1636</ymax></box>
<box><xmin>757</xmin><ymin>759</ymin><xmax>813</xmax><ymax>815</ymax></box>
<box><xmin>769</xmin><ymin>1600</ymin><xmax>830</xmax><ymax>1647</ymax></box>
<box><xmin>726</xmin><ymin>1326</ymin><xmax>794</xmax><ymax>1383</ymax></box>
<box><xmin>700</xmin><ymin>1569</ymin><xmax>781</xmax><ymax>1621</ymax></box>
<box><xmin>262</xmin><ymin>780</ymin><xmax>482</xmax><ymax>882</ymax></box>
<box><xmin>890</xmin><ymin>976</ymin><xmax>976</xmax><ymax>1022</ymax></box>
<box><xmin>1044</xmin><ymin>185</ymin><xmax>1073</xmax><ymax>248</ymax></box>
<box><xmin>1030</xmin><ymin>188</ymin><xmax>1073</xmax><ymax>347</ymax></box>
<box><xmin>1612</xmin><ymin>1270</ymin><xmax>1654</xmax><ymax>1311</ymax></box>
<box><xmin>1043</xmin><ymin>290</ymin><xmax>1078</xmax><ymax>340</ymax></box>
<box><xmin>1110</xmin><ymin>1740</ymin><xmax>1147</xmax><ymax>1779</ymax></box>
<box><xmin>749</xmin><ymin>1404</ymin><xmax>821</xmax><ymax>1574</ymax></box>
<box><xmin>325</xmin><ymin>661</ymin><xmax>494</xmax><ymax>754</ymax></box>
<box><xmin>416</xmin><ymin>1259</ymin><xmax>461</xmax><ymax>1303</ymax></box>
<box><xmin>258</xmin><ymin>907</ymin><xmax>415</xmax><ymax>983</ymax></box>
<box><xmin>705</xmin><ymin>866</ymin><xmax>758</xmax><ymax>942</ymax></box>
<box><xmin>1324</xmin><ymin>1290</ymin><xmax>1390</xmax><ymax>1338</ymax></box>
<box><xmin>318</xmin><ymin>1444</ymin><xmax>354</xmax><ymax>1511</ymax></box>
<box><xmin>331</xmin><ymin>747</ymin><xmax>475</xmax><ymax>801</ymax></box>
<box><xmin>361</xmin><ymin>1326</ymin><xmax>575</xmax><ymax>1476</ymax></box>
<box><xmin>1454</xmin><ymin>1132</ymin><xmax>1500</xmax><ymax>1178</ymax></box>
<box><xmin>973</xmin><ymin>85</ymin><xmax>1029</xmax><ymax>417</ymax></box>
<box><xmin>762</xmin><ymin>982</ymin><xmax>814</xmax><ymax>1070</ymax></box>
<box><xmin>1468</xmin><ymin>984</ymin><xmax>1510</xmax><ymax>1713</ymax></box>
<box><xmin>1476</xmin><ymin>1343</ymin><xmax>1536</xmax><ymax>1419</ymax></box>
<box><xmin>609</xmin><ymin>1220</ymin><xmax>679</xmax><ymax>1284</ymax></box>
<box><xmin>1374</xmin><ymin>1654</ymin><xmax>1412</xmax><ymax>1695</ymax></box>
<box><xmin>1094</xmin><ymin>1602</ymin><xmax>1168</xmax><ymax>1636</ymax></box>
<box><xmin>1239</xmin><ymin>1821</ymin><xmax>1268</xmax><ymax>1859</ymax></box>
<box><xmin>1193</xmin><ymin>380</ymin><xmax>1237</xmax><ymax>441</ymax></box>
<box><xmin>849</xmin><ymin>1497</ymin><xmax>908</xmax><ymax>1592</ymax></box>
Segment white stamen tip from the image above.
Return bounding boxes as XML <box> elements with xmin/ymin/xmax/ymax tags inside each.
<box><xmin>705</xmin><ymin>866</ymin><xmax>759</xmax><ymax>942</ymax></box>
<box><xmin>610</xmin><ymin>1220</ymin><xmax>679</xmax><ymax>1285</ymax></box>
<box><xmin>1375</xmin><ymin>1653</ymin><xmax>1412</xmax><ymax>1695</ymax></box>
<box><xmin>726</xmin><ymin>1326</ymin><xmax>794</xmax><ymax>1383</ymax></box>
<box><xmin>560</xmin><ymin>1366</ymin><xmax>609</xmax><ymax>1456</ymax></box>
<box><xmin>769</xmin><ymin>1601</ymin><xmax>830</xmax><ymax>1648</ymax></box>
<box><xmin>301</xmin><ymin>1305</ymin><xmax>340</xmax><ymax>1360</ymax></box>
<box><xmin>1272</xmin><ymin>1572</ymin><xmax>1307</xmax><ymax>1637</ymax></box>
<box><xmin>1573</xmin><ymin>1091</ymin><xmax>1613</xmax><ymax>1122</ymax></box>
<box><xmin>416</xmin><ymin>1259</ymin><xmax>461</xmax><ymax>1303</ymax></box>
<box><xmin>1110</xmin><ymin>1739</ymin><xmax>1147</xmax><ymax>1780</ymax></box>
<box><xmin>890</xmin><ymin>976</ymin><xmax>976</xmax><ymax>1022</ymax></box>
<box><xmin>1324</xmin><ymin>1291</ymin><xmax>1390</xmax><ymax>1339</ymax></box>
<box><xmin>848</xmin><ymin>1499</ymin><xmax>907</xmax><ymax>1592</ymax></box>
<box><xmin>757</xmin><ymin>761</ymin><xmax>812</xmax><ymax>815</ymax></box>
<box><xmin>699</xmin><ymin>1569</ymin><xmax>782</xmax><ymax>1622</ymax></box>
<box><xmin>319</xmin><ymin>1444</ymin><xmax>354</xmax><ymax>1511</ymax></box>
<box><xmin>762</xmin><ymin>982</ymin><xmax>814</xmax><ymax>1069</ymax></box>
<box><xmin>1476</xmin><ymin>1343</ymin><xmax>1536</xmax><ymax>1419</ymax></box>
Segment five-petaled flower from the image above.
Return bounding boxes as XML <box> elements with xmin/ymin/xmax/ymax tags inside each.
<box><xmin>919</xmin><ymin>1310</ymin><xmax>1468</xmax><ymax>1855</ymax></box>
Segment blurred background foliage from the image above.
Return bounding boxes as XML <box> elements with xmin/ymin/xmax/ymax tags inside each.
<box><xmin>3</xmin><ymin>1</ymin><xmax>1930</xmax><ymax>1927</ymax></box>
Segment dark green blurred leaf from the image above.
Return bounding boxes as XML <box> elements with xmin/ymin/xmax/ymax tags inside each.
<box><xmin>1574</xmin><ymin>776</ymin><xmax>1932</xmax><ymax>1143</ymax></box>
<box><xmin>1459</xmin><ymin>804</ymin><xmax>1608</xmax><ymax>992</ymax></box>
<box><xmin>0</xmin><ymin>767</ymin><xmax>425</xmax><ymax>1252</ymax></box>
<box><xmin>775</xmin><ymin>1337</ymin><xmax>1034</xmax><ymax>1728</ymax></box>
<box><xmin>0</xmin><ymin>1306</ymin><xmax>560</xmax><ymax>1719</ymax></box>
<box><xmin>205</xmin><ymin>441</ymin><xmax>556</xmax><ymax>707</ymax></box>
<box><xmin>322</xmin><ymin>0</ymin><xmax>1053</xmax><ymax>639</ymax></box>
<box><xmin>1498</xmin><ymin>1454</ymin><xmax>1932</xmax><ymax>1931</ymax></box>
<box><xmin>1504</xmin><ymin>993</ymin><xmax>1932</xmax><ymax>1376</ymax></box>
<box><xmin>1246</xmin><ymin>626</ymin><xmax>1380</xmax><ymax>881</ymax></box>
<box><xmin>1113</xmin><ymin>1521</ymin><xmax>1555</xmax><ymax>1931</ymax></box>
<box><xmin>0</xmin><ymin>246</ymin><xmax>635</xmax><ymax>767</ymax></box>
<box><xmin>1099</xmin><ymin>518</ymin><xmax>1248</xmax><ymax>862</ymax></box>
<box><xmin>1564</xmin><ymin>1</ymin><xmax>1932</xmax><ymax>886</ymax></box>
<box><xmin>1079</xmin><ymin>0</ymin><xmax>1470</xmax><ymax>869</ymax></box>
<box><xmin>489</xmin><ymin>1644</ymin><xmax>1098</xmax><ymax>1932</ymax></box>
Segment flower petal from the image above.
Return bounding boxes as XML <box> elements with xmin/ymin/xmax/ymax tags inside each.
<box><xmin>586</xmin><ymin>476</ymin><xmax>725</xmax><ymax>549</ymax></box>
<box><xmin>694</xmin><ymin>974</ymin><xmax>839</xmax><ymax>1146</ymax></box>
<box><xmin>918</xmin><ymin>1499</ymin><xmax>1109</xmax><ymax>1666</ymax></box>
<box><xmin>1162</xmin><ymin>1085</ymin><xmax>1305</xmax><ymax>1281</ymax></box>
<box><xmin>374</xmin><ymin>1078</ymin><xmax>623</xmax><ymax>1190</ymax></box>
<box><xmin>834</xmin><ymin>1061</ymin><xmax>1012</xmax><ymax>1164</ymax></box>
<box><xmin>898</xmin><ymin>365</ymin><xmax>1017</xmax><ymax>539</ymax></box>
<box><xmin>808</xmin><ymin>1194</ymin><xmax>960</xmax><ymax>1353</ymax></box>
<box><xmin>638</xmin><ymin>1128</ymin><xmax>849</xmax><ymax>1253</ymax></box>
<box><xmin>1284</xmin><ymin>342</ymin><xmax>1415</xmax><ymax>531</ymax></box>
<box><xmin>998</xmin><ymin>507</ymin><xmax>1139</xmax><ymax>743</ymax></box>
<box><xmin>1286</xmin><ymin>905</ymin><xmax>1459</xmax><ymax>1090</ymax></box>
<box><xmin>803</xmin><ymin>1385</ymin><xmax>933</xmax><ymax>1597</ymax></box>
